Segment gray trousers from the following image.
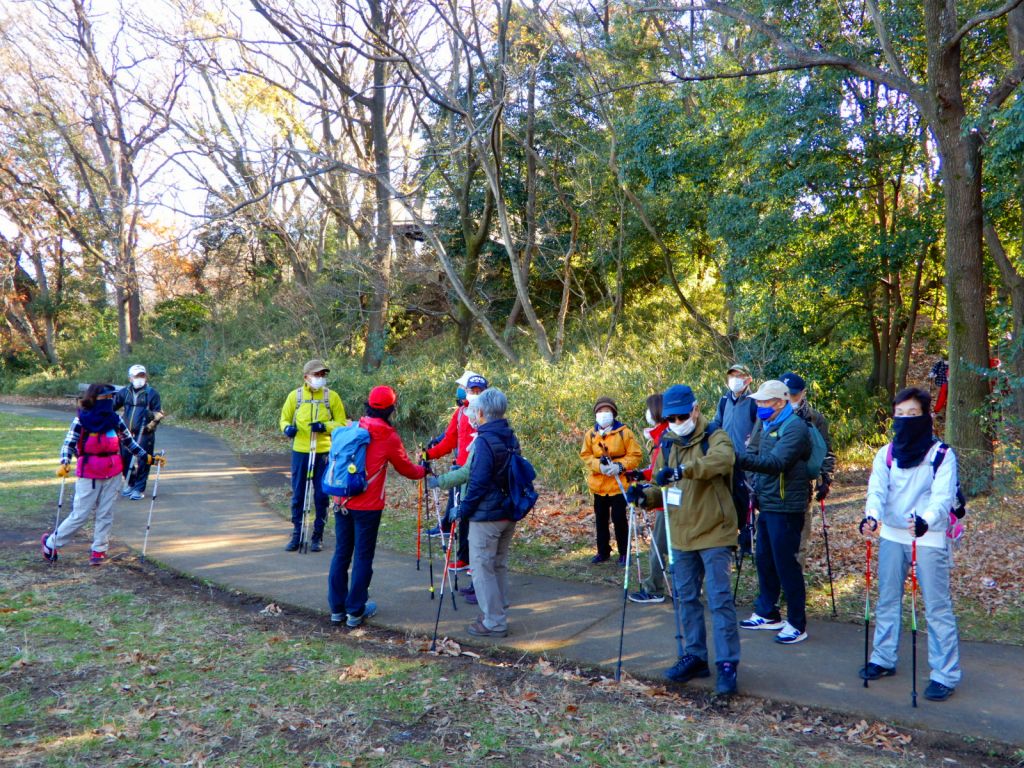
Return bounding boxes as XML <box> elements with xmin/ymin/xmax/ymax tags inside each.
<box><xmin>468</xmin><ymin>519</ymin><xmax>516</xmax><ymax>632</ymax></box>
<box><xmin>46</xmin><ymin>476</ymin><xmax>120</xmax><ymax>553</ymax></box>
<box><xmin>872</xmin><ymin>538</ymin><xmax>962</xmax><ymax>688</ymax></box>
<box><xmin>641</xmin><ymin>509</ymin><xmax>668</xmax><ymax>595</ymax></box>
<box><xmin>672</xmin><ymin>546</ymin><xmax>740</xmax><ymax>665</ymax></box>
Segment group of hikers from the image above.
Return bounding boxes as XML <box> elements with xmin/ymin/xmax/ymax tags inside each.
<box><xmin>43</xmin><ymin>358</ymin><xmax>962</xmax><ymax>702</ymax></box>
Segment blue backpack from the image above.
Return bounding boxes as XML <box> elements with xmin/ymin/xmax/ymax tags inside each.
<box><xmin>504</xmin><ymin>451</ymin><xmax>539</xmax><ymax>521</ymax></box>
<box><xmin>322</xmin><ymin>425</ymin><xmax>372</xmax><ymax>498</ymax></box>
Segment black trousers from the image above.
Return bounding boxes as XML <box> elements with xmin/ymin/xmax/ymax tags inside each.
<box><xmin>594</xmin><ymin>493</ymin><xmax>628</xmax><ymax>558</ymax></box>
<box><xmin>120</xmin><ymin>431</ymin><xmax>155</xmax><ymax>493</ymax></box>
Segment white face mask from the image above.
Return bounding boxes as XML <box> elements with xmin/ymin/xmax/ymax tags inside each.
<box><xmin>645</xmin><ymin>409</ymin><xmax>656</xmax><ymax>428</ymax></box>
<box><xmin>131</xmin><ymin>377</ymin><xmax>146</xmax><ymax>389</ymax></box>
<box><xmin>595</xmin><ymin>411</ymin><xmax>614</xmax><ymax>429</ymax></box>
<box><xmin>308</xmin><ymin>376</ymin><xmax>326</xmax><ymax>390</ymax></box>
<box><xmin>669</xmin><ymin>418</ymin><xmax>696</xmax><ymax>437</ymax></box>
<box><xmin>728</xmin><ymin>376</ymin><xmax>747</xmax><ymax>394</ymax></box>
<box><xmin>466</xmin><ymin>393</ymin><xmax>480</xmax><ymax>405</ymax></box>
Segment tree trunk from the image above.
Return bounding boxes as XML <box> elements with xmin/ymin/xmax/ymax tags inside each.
<box><xmin>932</xmin><ymin>124</ymin><xmax>993</xmax><ymax>491</ymax></box>
<box><xmin>361</xmin><ymin>0</ymin><xmax>393</xmax><ymax>373</ymax></box>
<box><xmin>896</xmin><ymin>245</ymin><xmax>928</xmax><ymax>391</ymax></box>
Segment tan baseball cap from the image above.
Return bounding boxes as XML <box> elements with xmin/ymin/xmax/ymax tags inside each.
<box><xmin>303</xmin><ymin>359</ymin><xmax>330</xmax><ymax>376</ymax></box>
<box><xmin>749</xmin><ymin>380</ymin><xmax>789</xmax><ymax>401</ymax></box>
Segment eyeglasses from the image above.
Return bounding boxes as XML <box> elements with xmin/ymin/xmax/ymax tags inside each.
<box><xmin>666</xmin><ymin>414</ymin><xmax>691</xmax><ymax>423</ymax></box>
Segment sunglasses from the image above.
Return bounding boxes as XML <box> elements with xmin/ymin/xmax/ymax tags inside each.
<box><xmin>666</xmin><ymin>414</ymin><xmax>692</xmax><ymax>423</ymax></box>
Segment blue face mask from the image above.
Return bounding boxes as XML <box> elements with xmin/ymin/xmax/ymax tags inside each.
<box><xmin>757</xmin><ymin>405</ymin><xmax>775</xmax><ymax>421</ymax></box>
<box><xmin>456</xmin><ymin>387</ymin><xmax>467</xmax><ymax>405</ymax></box>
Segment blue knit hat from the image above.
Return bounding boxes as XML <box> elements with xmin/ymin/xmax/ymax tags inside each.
<box><xmin>662</xmin><ymin>385</ymin><xmax>695</xmax><ymax>418</ymax></box>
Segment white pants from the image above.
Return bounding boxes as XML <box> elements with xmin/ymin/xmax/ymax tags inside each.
<box><xmin>46</xmin><ymin>476</ymin><xmax>120</xmax><ymax>554</ymax></box>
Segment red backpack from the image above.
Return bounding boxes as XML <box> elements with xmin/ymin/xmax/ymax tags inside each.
<box><xmin>76</xmin><ymin>429</ymin><xmax>123</xmax><ymax>480</ymax></box>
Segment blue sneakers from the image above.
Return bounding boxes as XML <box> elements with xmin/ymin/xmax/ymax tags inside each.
<box><xmin>346</xmin><ymin>601</ymin><xmax>377</xmax><ymax>628</ymax></box>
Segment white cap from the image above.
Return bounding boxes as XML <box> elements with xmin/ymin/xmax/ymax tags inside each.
<box><xmin>455</xmin><ymin>370</ymin><xmax>480</xmax><ymax>388</ymax></box>
<box><xmin>128</xmin><ymin>364</ymin><xmax>147</xmax><ymax>377</ymax></box>
<box><xmin>749</xmin><ymin>380</ymin><xmax>789</xmax><ymax>401</ymax></box>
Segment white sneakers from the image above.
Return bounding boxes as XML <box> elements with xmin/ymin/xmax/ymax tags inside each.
<box><xmin>740</xmin><ymin>613</ymin><xmax>807</xmax><ymax>644</ymax></box>
<box><xmin>739</xmin><ymin>613</ymin><xmax>784</xmax><ymax>631</ymax></box>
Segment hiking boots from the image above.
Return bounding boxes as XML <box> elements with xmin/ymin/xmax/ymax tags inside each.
<box><xmin>128</xmin><ymin>490</ymin><xmax>144</xmax><ymax>501</ymax></box>
<box><xmin>740</xmin><ymin>613</ymin><xmax>784</xmax><ymax>631</ymax></box>
<box><xmin>346</xmin><ymin>601</ymin><xmax>377</xmax><ymax>628</ymax></box>
<box><xmin>664</xmin><ymin>654</ymin><xmax>710</xmax><ymax>683</ymax></box>
<box><xmin>859</xmin><ymin>663</ymin><xmax>895</xmax><ymax>681</ymax></box>
<box><xmin>464</xmin><ymin>592</ymin><xmax>478</xmax><ymax>605</ymax></box>
<box><xmin>330</xmin><ymin>612</ymin><xmax>345</xmax><ymax>626</ymax></box>
<box><xmin>774</xmin><ymin>621</ymin><xmax>808</xmax><ymax>645</ymax></box>
<box><xmin>310</xmin><ymin>536</ymin><xmax>323</xmax><ymax>553</ymax></box>
<box><xmin>89</xmin><ymin>551</ymin><xmax>107</xmax><ymax>566</ymax></box>
<box><xmin>40</xmin><ymin>532</ymin><xmax>57</xmax><ymax>562</ymax></box>
<box><xmin>715</xmin><ymin>662</ymin><xmax>738</xmax><ymax>696</ymax></box>
<box><xmin>617</xmin><ymin>555</ymin><xmax>627</xmax><ymax>566</ymax></box>
<box><xmin>924</xmin><ymin>681</ymin><xmax>955</xmax><ymax>701</ymax></box>
<box><xmin>284</xmin><ymin>531</ymin><xmax>301</xmax><ymax>551</ymax></box>
<box><xmin>590</xmin><ymin>554</ymin><xmax>610</xmax><ymax>564</ymax></box>
<box><xmin>466</xmin><ymin>620</ymin><xmax>508</xmax><ymax>638</ymax></box>
<box><xmin>628</xmin><ymin>590</ymin><xmax>666</xmax><ymax>604</ymax></box>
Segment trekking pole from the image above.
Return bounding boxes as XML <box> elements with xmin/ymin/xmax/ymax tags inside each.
<box><xmin>447</xmin><ymin>519</ymin><xmax>458</xmax><ymax>610</ymax></box>
<box><xmin>430</xmin><ymin>517</ymin><xmax>459</xmax><ymax>651</ymax></box>
<box><xmin>121</xmin><ymin>455</ymin><xmax>137</xmax><ymax>494</ymax></box>
<box><xmin>429</xmin><ymin>486</ymin><xmax>444</xmax><ymax>599</ymax></box>
<box><xmin>298</xmin><ymin>425</ymin><xmax>317</xmax><ymax>554</ymax></box>
<box><xmin>613</xmin><ymin>474</ymin><xmax>646</xmax><ymax>587</ymax></box>
<box><xmin>734</xmin><ymin>495</ymin><xmax>754</xmax><ymax>601</ymax></box>
<box><xmin>451</xmin><ymin>488</ymin><xmax>461</xmax><ymax>593</ymax></box>
<box><xmin>50</xmin><ymin>474</ymin><xmax>66</xmax><ymax>564</ymax></box>
<box><xmin>910</xmin><ymin>535</ymin><xmax>919</xmax><ymax>708</ymax></box>
<box><xmin>615</xmin><ymin>504</ymin><xmax>636</xmax><ymax>682</ymax></box>
<box><xmin>141</xmin><ymin>451</ymin><xmax>165</xmax><ymax>563</ymax></box>
<box><xmin>863</xmin><ymin>538</ymin><xmax>872</xmax><ymax>689</ymax></box>
<box><xmin>661</xmin><ymin>487</ymin><xmax>685</xmax><ymax>660</ymax></box>
<box><xmin>820</xmin><ymin>498</ymin><xmax>837</xmax><ymax>617</ymax></box>
<box><xmin>416</xmin><ymin>478</ymin><xmax>423</xmax><ymax>571</ymax></box>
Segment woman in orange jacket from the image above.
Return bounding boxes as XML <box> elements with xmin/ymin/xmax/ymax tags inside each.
<box><xmin>579</xmin><ymin>396</ymin><xmax>642</xmax><ymax>564</ymax></box>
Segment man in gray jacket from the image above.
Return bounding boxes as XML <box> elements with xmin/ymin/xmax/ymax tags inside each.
<box><xmin>712</xmin><ymin>363</ymin><xmax>757</xmax><ymax>555</ymax></box>
<box><xmin>736</xmin><ymin>380</ymin><xmax>812</xmax><ymax>644</ymax></box>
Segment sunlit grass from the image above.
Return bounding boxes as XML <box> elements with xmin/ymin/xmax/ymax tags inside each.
<box><xmin>0</xmin><ymin>412</ymin><xmax>67</xmax><ymax>521</ymax></box>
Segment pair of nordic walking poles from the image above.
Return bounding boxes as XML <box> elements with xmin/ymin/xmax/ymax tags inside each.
<box><xmin>860</xmin><ymin>514</ymin><xmax>920</xmax><ymax>708</ymax></box>
<box><xmin>612</xmin><ymin>473</ymin><xmax>680</xmax><ymax>682</ymax></box>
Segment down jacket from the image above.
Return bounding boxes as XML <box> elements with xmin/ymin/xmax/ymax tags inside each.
<box><xmin>580</xmin><ymin>421</ymin><xmax>642</xmax><ymax>496</ymax></box>
<box><xmin>739</xmin><ymin>411</ymin><xmax>811</xmax><ymax>515</ymax></box>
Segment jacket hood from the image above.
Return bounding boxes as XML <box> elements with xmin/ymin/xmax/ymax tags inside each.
<box><xmin>478</xmin><ymin>417</ymin><xmax>514</xmax><ymax>441</ymax></box>
<box><xmin>359</xmin><ymin>415</ymin><xmax>395</xmax><ymax>438</ymax></box>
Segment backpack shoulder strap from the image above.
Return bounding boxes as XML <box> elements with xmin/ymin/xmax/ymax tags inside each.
<box><xmin>700</xmin><ymin>424</ymin><xmax>718</xmax><ymax>455</ymax></box>
<box><xmin>931</xmin><ymin>442</ymin><xmax>950</xmax><ymax>476</ymax></box>
<box><xmin>716</xmin><ymin>395</ymin><xmax>726</xmax><ymax>423</ymax></box>
<box><xmin>885</xmin><ymin>442</ymin><xmax>893</xmax><ymax>468</ymax></box>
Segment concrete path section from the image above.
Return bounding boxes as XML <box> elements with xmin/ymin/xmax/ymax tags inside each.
<box><xmin>4</xmin><ymin>403</ymin><xmax>1021</xmax><ymax>746</ymax></box>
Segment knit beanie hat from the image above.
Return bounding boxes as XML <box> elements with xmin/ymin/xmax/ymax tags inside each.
<box><xmin>593</xmin><ymin>396</ymin><xmax>618</xmax><ymax>416</ymax></box>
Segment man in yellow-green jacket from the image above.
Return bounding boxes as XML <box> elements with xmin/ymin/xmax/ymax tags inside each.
<box><xmin>279</xmin><ymin>359</ymin><xmax>347</xmax><ymax>551</ymax></box>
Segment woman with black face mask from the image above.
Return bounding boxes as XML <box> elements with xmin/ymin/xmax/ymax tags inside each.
<box><xmin>42</xmin><ymin>383</ymin><xmax>164</xmax><ymax>565</ymax></box>
<box><xmin>858</xmin><ymin>387</ymin><xmax>962</xmax><ymax>702</ymax></box>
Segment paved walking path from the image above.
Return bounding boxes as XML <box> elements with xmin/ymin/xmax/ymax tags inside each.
<box><xmin>5</xmin><ymin>403</ymin><xmax>1021</xmax><ymax>746</ymax></box>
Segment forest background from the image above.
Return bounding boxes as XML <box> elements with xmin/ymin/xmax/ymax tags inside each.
<box><xmin>1</xmin><ymin>0</ymin><xmax>1023</xmax><ymax>497</ymax></box>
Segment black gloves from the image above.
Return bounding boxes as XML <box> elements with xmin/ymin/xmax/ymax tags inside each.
<box><xmin>814</xmin><ymin>482</ymin><xmax>830</xmax><ymax>502</ymax></box>
<box><xmin>624</xmin><ymin>484</ymin><xmax>648</xmax><ymax>506</ymax></box>
<box><xmin>913</xmin><ymin>515</ymin><xmax>929</xmax><ymax>538</ymax></box>
<box><xmin>283</xmin><ymin>425</ymin><xmax>298</xmax><ymax>438</ymax></box>
<box><xmin>655</xmin><ymin>465</ymin><xmax>684</xmax><ymax>486</ymax></box>
<box><xmin>310</xmin><ymin>421</ymin><xmax>327</xmax><ymax>433</ymax></box>
<box><xmin>623</xmin><ymin>469</ymin><xmax>645</xmax><ymax>482</ymax></box>
<box><xmin>859</xmin><ymin>516</ymin><xmax>878</xmax><ymax>535</ymax></box>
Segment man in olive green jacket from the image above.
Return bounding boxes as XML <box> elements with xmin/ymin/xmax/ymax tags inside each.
<box><xmin>627</xmin><ymin>384</ymin><xmax>740</xmax><ymax>695</ymax></box>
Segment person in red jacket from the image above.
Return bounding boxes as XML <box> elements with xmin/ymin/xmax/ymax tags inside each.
<box><xmin>424</xmin><ymin>372</ymin><xmax>488</xmax><ymax>571</ymax></box>
<box><xmin>328</xmin><ymin>385</ymin><xmax>427</xmax><ymax>628</ymax></box>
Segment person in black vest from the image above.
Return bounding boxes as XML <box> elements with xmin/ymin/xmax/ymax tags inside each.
<box><xmin>113</xmin><ymin>364</ymin><xmax>165</xmax><ymax>501</ymax></box>
<box><xmin>710</xmin><ymin>363</ymin><xmax>757</xmax><ymax>555</ymax></box>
